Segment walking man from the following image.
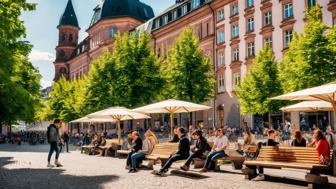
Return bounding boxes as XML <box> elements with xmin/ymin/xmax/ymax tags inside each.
<box><xmin>63</xmin><ymin>131</ymin><xmax>70</xmax><ymax>153</ymax></box>
<box><xmin>47</xmin><ymin>119</ymin><xmax>63</xmax><ymax>168</ymax></box>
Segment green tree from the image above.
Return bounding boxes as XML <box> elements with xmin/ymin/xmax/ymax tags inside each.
<box><xmin>162</xmin><ymin>27</ymin><xmax>215</xmax><ymax>103</ymax></box>
<box><xmin>278</xmin><ymin>5</ymin><xmax>336</xmax><ymax>92</ymax></box>
<box><xmin>0</xmin><ymin>0</ymin><xmax>41</xmax><ymax>129</ymax></box>
<box><xmin>85</xmin><ymin>31</ymin><xmax>163</xmax><ymax>112</ymax></box>
<box><xmin>236</xmin><ymin>46</ymin><xmax>282</xmax><ymax>116</ymax></box>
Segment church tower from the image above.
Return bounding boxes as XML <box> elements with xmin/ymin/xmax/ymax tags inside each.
<box><xmin>54</xmin><ymin>0</ymin><xmax>80</xmax><ymax>81</ymax></box>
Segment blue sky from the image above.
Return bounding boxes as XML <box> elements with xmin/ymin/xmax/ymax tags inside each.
<box><xmin>22</xmin><ymin>0</ymin><xmax>175</xmax><ymax>88</ymax></box>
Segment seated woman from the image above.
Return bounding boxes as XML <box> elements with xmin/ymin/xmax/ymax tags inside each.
<box><xmin>126</xmin><ymin>131</ymin><xmax>142</xmax><ymax>169</ymax></box>
<box><xmin>180</xmin><ymin>129</ymin><xmax>208</xmax><ymax>171</ymax></box>
<box><xmin>237</xmin><ymin>129</ymin><xmax>256</xmax><ymax>155</ymax></box>
<box><xmin>129</xmin><ymin>130</ymin><xmax>154</xmax><ymax>173</ymax></box>
<box><xmin>309</xmin><ymin>130</ymin><xmax>330</xmax><ymax>165</ymax></box>
<box><xmin>200</xmin><ymin>129</ymin><xmax>229</xmax><ymax>172</ymax></box>
<box><xmin>91</xmin><ymin>134</ymin><xmax>106</xmax><ymax>155</ymax></box>
<box><xmin>291</xmin><ymin>130</ymin><xmax>306</xmax><ymax>147</ymax></box>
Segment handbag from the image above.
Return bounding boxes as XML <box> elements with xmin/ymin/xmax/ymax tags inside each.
<box><xmin>319</xmin><ymin>154</ymin><xmax>330</xmax><ymax>165</ymax></box>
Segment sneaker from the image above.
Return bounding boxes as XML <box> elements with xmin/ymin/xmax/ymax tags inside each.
<box><xmin>129</xmin><ymin>169</ymin><xmax>137</xmax><ymax>173</ymax></box>
<box><xmin>47</xmin><ymin>163</ymin><xmax>54</xmax><ymax>168</ymax></box>
<box><xmin>252</xmin><ymin>174</ymin><xmax>265</xmax><ymax>181</ymax></box>
<box><xmin>199</xmin><ymin>168</ymin><xmax>208</xmax><ymax>173</ymax></box>
<box><xmin>55</xmin><ymin>162</ymin><xmax>63</xmax><ymax>167</ymax></box>
<box><xmin>180</xmin><ymin>165</ymin><xmax>189</xmax><ymax>171</ymax></box>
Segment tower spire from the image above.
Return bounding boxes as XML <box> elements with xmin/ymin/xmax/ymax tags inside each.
<box><xmin>59</xmin><ymin>0</ymin><xmax>79</xmax><ymax>27</ymax></box>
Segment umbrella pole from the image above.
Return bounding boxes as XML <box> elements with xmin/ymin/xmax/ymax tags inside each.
<box><xmin>117</xmin><ymin>120</ymin><xmax>121</xmax><ymax>145</ymax></box>
<box><xmin>170</xmin><ymin>113</ymin><xmax>174</xmax><ymax>139</ymax></box>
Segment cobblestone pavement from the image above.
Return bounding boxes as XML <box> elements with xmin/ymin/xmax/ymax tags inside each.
<box><xmin>0</xmin><ymin>144</ymin><xmax>335</xmax><ymax>189</ymax></box>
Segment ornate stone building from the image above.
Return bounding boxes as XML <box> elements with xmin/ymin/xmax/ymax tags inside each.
<box><xmin>55</xmin><ymin>0</ymin><xmax>335</xmax><ymax>129</ymax></box>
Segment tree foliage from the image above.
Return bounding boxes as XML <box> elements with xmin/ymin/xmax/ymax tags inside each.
<box><xmin>0</xmin><ymin>0</ymin><xmax>41</xmax><ymax>125</ymax></box>
<box><xmin>236</xmin><ymin>46</ymin><xmax>283</xmax><ymax>115</ymax></box>
<box><xmin>278</xmin><ymin>5</ymin><xmax>336</xmax><ymax>92</ymax></box>
<box><xmin>162</xmin><ymin>27</ymin><xmax>215</xmax><ymax>103</ymax></box>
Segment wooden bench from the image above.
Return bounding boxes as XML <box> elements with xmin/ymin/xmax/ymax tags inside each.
<box><xmin>242</xmin><ymin>146</ymin><xmax>334</xmax><ymax>189</ymax></box>
<box><xmin>96</xmin><ymin>139</ymin><xmax>119</xmax><ymax>156</ymax></box>
<box><xmin>193</xmin><ymin>143</ymin><xmax>256</xmax><ymax>170</ymax></box>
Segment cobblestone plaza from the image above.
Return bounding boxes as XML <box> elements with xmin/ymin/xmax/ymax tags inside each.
<box><xmin>0</xmin><ymin>144</ymin><xmax>335</xmax><ymax>189</ymax></box>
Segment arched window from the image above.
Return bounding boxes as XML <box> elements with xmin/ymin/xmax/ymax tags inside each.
<box><xmin>59</xmin><ymin>67</ymin><xmax>67</xmax><ymax>76</ymax></box>
<box><xmin>62</xmin><ymin>33</ymin><xmax>66</xmax><ymax>42</ymax></box>
<box><xmin>69</xmin><ymin>34</ymin><xmax>73</xmax><ymax>42</ymax></box>
<box><xmin>58</xmin><ymin>50</ymin><xmax>66</xmax><ymax>60</ymax></box>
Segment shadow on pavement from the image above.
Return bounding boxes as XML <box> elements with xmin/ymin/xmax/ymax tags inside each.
<box><xmin>0</xmin><ymin>157</ymin><xmax>118</xmax><ymax>189</ymax></box>
<box><xmin>0</xmin><ymin>143</ymin><xmax>76</xmax><ymax>153</ymax></box>
<box><xmin>266</xmin><ymin>175</ymin><xmax>336</xmax><ymax>189</ymax></box>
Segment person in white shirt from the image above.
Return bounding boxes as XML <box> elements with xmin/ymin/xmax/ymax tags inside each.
<box><xmin>200</xmin><ymin>129</ymin><xmax>229</xmax><ymax>172</ymax></box>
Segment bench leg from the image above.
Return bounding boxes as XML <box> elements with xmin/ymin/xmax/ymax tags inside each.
<box><xmin>305</xmin><ymin>173</ymin><xmax>329</xmax><ymax>189</ymax></box>
<box><xmin>214</xmin><ymin>162</ymin><xmax>221</xmax><ymax>172</ymax></box>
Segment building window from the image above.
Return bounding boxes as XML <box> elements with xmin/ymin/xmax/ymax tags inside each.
<box><xmin>192</xmin><ymin>0</ymin><xmax>200</xmax><ymax>9</ymax></box>
<box><xmin>217</xmin><ymin>30</ymin><xmax>225</xmax><ymax>44</ymax></box>
<box><xmin>232</xmin><ymin>24</ymin><xmax>239</xmax><ymax>38</ymax></box>
<box><xmin>61</xmin><ymin>33</ymin><xmax>66</xmax><ymax>42</ymax></box>
<box><xmin>109</xmin><ymin>28</ymin><xmax>117</xmax><ymax>39</ymax></box>
<box><xmin>157</xmin><ymin>48</ymin><xmax>161</xmax><ymax>57</ymax></box>
<box><xmin>247</xmin><ymin>42</ymin><xmax>255</xmax><ymax>57</ymax></box>
<box><xmin>307</xmin><ymin>0</ymin><xmax>316</xmax><ymax>7</ymax></box>
<box><xmin>233</xmin><ymin>48</ymin><xmax>239</xmax><ymax>61</ymax></box>
<box><xmin>232</xmin><ymin>5</ymin><xmax>239</xmax><ymax>16</ymax></box>
<box><xmin>172</xmin><ymin>10</ymin><xmax>178</xmax><ymax>20</ymax></box>
<box><xmin>246</xmin><ymin>0</ymin><xmax>254</xmax><ymax>8</ymax></box>
<box><xmin>283</xmin><ymin>3</ymin><xmax>293</xmax><ymax>19</ymax></box>
<box><xmin>247</xmin><ymin>17</ymin><xmax>254</xmax><ymax>32</ymax></box>
<box><xmin>218</xmin><ymin>51</ymin><xmax>225</xmax><ymax>66</ymax></box>
<box><xmin>218</xmin><ymin>73</ymin><xmax>225</xmax><ymax>92</ymax></box>
<box><xmin>155</xmin><ymin>19</ymin><xmax>160</xmax><ymax>28</ymax></box>
<box><xmin>264</xmin><ymin>37</ymin><xmax>273</xmax><ymax>48</ymax></box>
<box><xmin>182</xmin><ymin>5</ymin><xmax>188</xmax><ymax>15</ymax></box>
<box><xmin>264</xmin><ymin>11</ymin><xmax>272</xmax><ymax>26</ymax></box>
<box><xmin>284</xmin><ymin>29</ymin><xmax>293</xmax><ymax>48</ymax></box>
<box><xmin>69</xmin><ymin>34</ymin><xmax>73</xmax><ymax>42</ymax></box>
<box><xmin>217</xmin><ymin>9</ymin><xmax>225</xmax><ymax>21</ymax></box>
<box><xmin>233</xmin><ymin>72</ymin><xmax>241</xmax><ymax>88</ymax></box>
<box><xmin>163</xmin><ymin>15</ymin><xmax>168</xmax><ymax>25</ymax></box>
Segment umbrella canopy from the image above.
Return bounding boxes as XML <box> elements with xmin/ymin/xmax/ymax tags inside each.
<box><xmin>133</xmin><ymin>99</ymin><xmax>212</xmax><ymax>138</ymax></box>
<box><xmin>280</xmin><ymin>101</ymin><xmax>333</xmax><ymax>112</ymax></box>
<box><xmin>87</xmin><ymin>107</ymin><xmax>151</xmax><ymax>144</ymax></box>
<box><xmin>271</xmin><ymin>82</ymin><xmax>336</xmax><ymax>127</ymax></box>
<box><xmin>133</xmin><ymin>99</ymin><xmax>211</xmax><ymax>114</ymax></box>
<box><xmin>270</xmin><ymin>82</ymin><xmax>336</xmax><ymax>102</ymax></box>
<box><xmin>70</xmin><ymin>117</ymin><xmax>115</xmax><ymax>123</ymax></box>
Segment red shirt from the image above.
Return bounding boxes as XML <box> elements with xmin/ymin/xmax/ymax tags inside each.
<box><xmin>316</xmin><ymin>139</ymin><xmax>329</xmax><ymax>157</ymax></box>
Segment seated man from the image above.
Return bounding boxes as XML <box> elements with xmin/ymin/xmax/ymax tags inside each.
<box><xmin>180</xmin><ymin>129</ymin><xmax>208</xmax><ymax>171</ymax></box>
<box><xmin>169</xmin><ymin>127</ymin><xmax>179</xmax><ymax>143</ymax></box>
<box><xmin>248</xmin><ymin>129</ymin><xmax>279</xmax><ymax>181</ymax></box>
<box><xmin>126</xmin><ymin>131</ymin><xmax>142</xmax><ymax>169</ymax></box>
<box><xmin>200</xmin><ymin>129</ymin><xmax>229</xmax><ymax>172</ymax></box>
<box><xmin>153</xmin><ymin>127</ymin><xmax>190</xmax><ymax>176</ymax></box>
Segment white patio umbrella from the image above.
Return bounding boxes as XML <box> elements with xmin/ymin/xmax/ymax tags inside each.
<box><xmin>87</xmin><ymin>107</ymin><xmax>151</xmax><ymax>144</ymax></box>
<box><xmin>280</xmin><ymin>101</ymin><xmax>333</xmax><ymax>112</ymax></box>
<box><xmin>133</xmin><ymin>99</ymin><xmax>212</xmax><ymax>138</ymax></box>
<box><xmin>271</xmin><ymin>82</ymin><xmax>336</xmax><ymax>127</ymax></box>
<box><xmin>70</xmin><ymin>117</ymin><xmax>114</xmax><ymax>123</ymax></box>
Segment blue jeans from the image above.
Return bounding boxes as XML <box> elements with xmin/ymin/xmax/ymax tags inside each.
<box><xmin>48</xmin><ymin>142</ymin><xmax>60</xmax><ymax>162</ymax></box>
<box><xmin>203</xmin><ymin>151</ymin><xmax>227</xmax><ymax>169</ymax></box>
<box><xmin>131</xmin><ymin>152</ymin><xmax>146</xmax><ymax>169</ymax></box>
<box><xmin>184</xmin><ymin>152</ymin><xmax>203</xmax><ymax>167</ymax></box>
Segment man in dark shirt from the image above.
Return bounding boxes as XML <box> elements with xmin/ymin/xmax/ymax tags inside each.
<box><xmin>47</xmin><ymin>119</ymin><xmax>62</xmax><ymax>168</ymax></box>
<box><xmin>63</xmin><ymin>132</ymin><xmax>70</xmax><ymax>152</ymax></box>
<box><xmin>153</xmin><ymin>127</ymin><xmax>190</xmax><ymax>176</ymax></box>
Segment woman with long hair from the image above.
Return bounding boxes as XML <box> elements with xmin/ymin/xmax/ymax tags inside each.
<box><xmin>309</xmin><ymin>130</ymin><xmax>330</xmax><ymax>165</ymax></box>
<box><xmin>291</xmin><ymin>130</ymin><xmax>306</xmax><ymax>147</ymax></box>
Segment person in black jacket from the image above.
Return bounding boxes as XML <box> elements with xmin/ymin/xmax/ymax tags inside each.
<box><xmin>63</xmin><ymin>132</ymin><xmax>70</xmax><ymax>152</ymax></box>
<box><xmin>180</xmin><ymin>129</ymin><xmax>208</xmax><ymax>171</ymax></box>
<box><xmin>153</xmin><ymin>127</ymin><xmax>190</xmax><ymax>176</ymax></box>
<box><xmin>126</xmin><ymin>131</ymin><xmax>142</xmax><ymax>169</ymax></box>
<box><xmin>47</xmin><ymin>119</ymin><xmax>62</xmax><ymax>168</ymax></box>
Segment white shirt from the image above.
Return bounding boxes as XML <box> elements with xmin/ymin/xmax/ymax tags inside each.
<box><xmin>214</xmin><ymin>135</ymin><xmax>229</xmax><ymax>155</ymax></box>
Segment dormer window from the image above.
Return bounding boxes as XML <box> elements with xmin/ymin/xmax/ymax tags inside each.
<box><xmin>69</xmin><ymin>34</ymin><xmax>73</xmax><ymax>42</ymax></box>
<box><xmin>192</xmin><ymin>0</ymin><xmax>200</xmax><ymax>9</ymax></box>
<box><xmin>182</xmin><ymin>5</ymin><xmax>188</xmax><ymax>15</ymax></box>
<box><xmin>172</xmin><ymin>10</ymin><xmax>178</xmax><ymax>20</ymax></box>
<box><xmin>109</xmin><ymin>28</ymin><xmax>117</xmax><ymax>39</ymax></box>
<box><xmin>163</xmin><ymin>15</ymin><xmax>168</xmax><ymax>25</ymax></box>
<box><xmin>155</xmin><ymin>19</ymin><xmax>160</xmax><ymax>28</ymax></box>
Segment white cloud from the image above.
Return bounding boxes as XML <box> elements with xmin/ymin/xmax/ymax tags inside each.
<box><xmin>29</xmin><ymin>49</ymin><xmax>55</xmax><ymax>62</ymax></box>
<box><xmin>40</xmin><ymin>79</ymin><xmax>53</xmax><ymax>89</ymax></box>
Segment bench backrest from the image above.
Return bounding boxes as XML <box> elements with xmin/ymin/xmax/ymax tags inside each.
<box><xmin>104</xmin><ymin>139</ymin><xmax>119</xmax><ymax>148</ymax></box>
<box><xmin>257</xmin><ymin>146</ymin><xmax>333</xmax><ymax>165</ymax></box>
<box><xmin>150</xmin><ymin>143</ymin><xmax>179</xmax><ymax>156</ymax></box>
